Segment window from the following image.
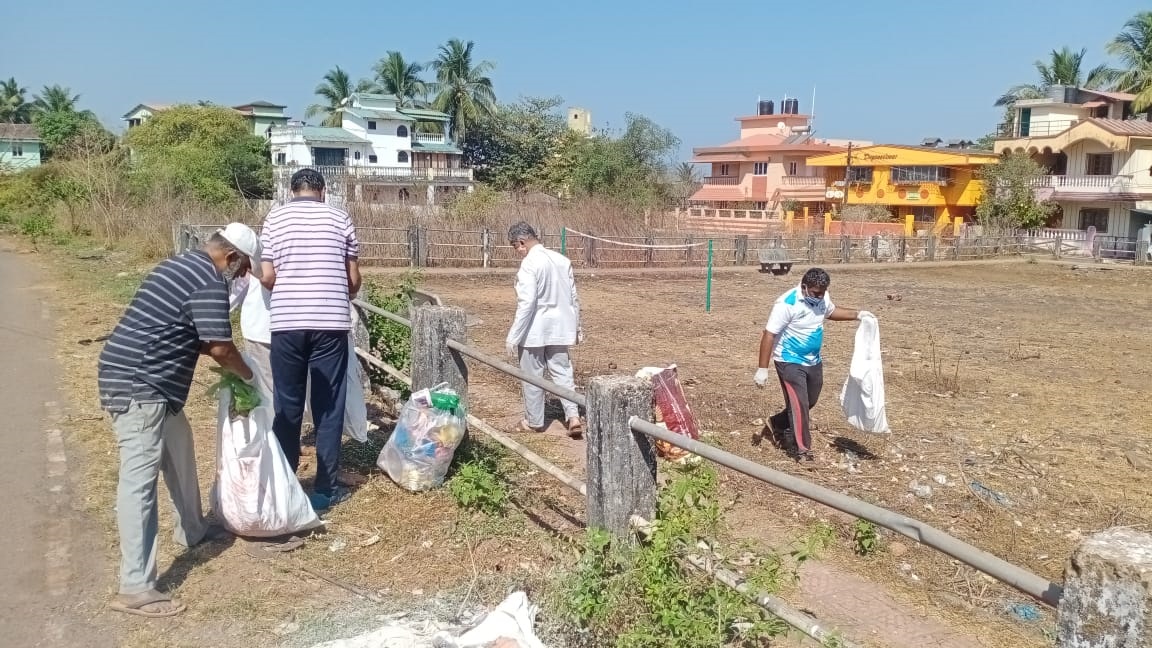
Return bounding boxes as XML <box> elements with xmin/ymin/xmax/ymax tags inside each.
<box><xmin>846</xmin><ymin>167</ymin><xmax>873</xmax><ymax>183</ymax></box>
<box><xmin>1078</xmin><ymin>208</ymin><xmax>1109</xmax><ymax>232</ymax></box>
<box><xmin>753</xmin><ymin>201</ymin><xmax>768</xmax><ymax>210</ymax></box>
<box><xmin>368</xmin><ymin>154</ymin><xmax>378</xmax><ymax>164</ymax></box>
<box><xmin>1085</xmin><ymin>153</ymin><xmax>1113</xmax><ymax>176</ymax></box>
<box><xmin>397</xmin><ymin>125</ymin><xmax>409</xmax><ymax>138</ymax></box>
<box><xmin>788</xmin><ymin>161</ymin><xmax>798</xmax><ymax>175</ymax></box>
<box><xmin>354</xmin><ymin>151</ymin><xmax>361</xmax><ymax>160</ymax></box>
<box><xmin>719</xmin><ymin>164</ymin><xmax>731</xmax><ymax>176</ymax></box>
<box><xmin>1018</xmin><ymin>108</ymin><xmax>1031</xmax><ymax>136</ymax></box>
<box><xmin>753</xmin><ymin>162</ymin><xmax>768</xmax><ymax>175</ymax></box>
<box><xmin>890</xmin><ymin>166</ymin><xmax>953</xmax><ymax>184</ymax></box>
<box><xmin>367</xmin><ymin>120</ymin><xmax>377</xmax><ymax>130</ymax></box>
<box><xmin>11</xmin><ymin>144</ymin><xmax>23</xmax><ymax>157</ymax></box>
<box><xmin>274</xmin><ymin>152</ymin><xmax>286</xmax><ymax>165</ymax></box>
<box><xmin>398</xmin><ymin>151</ymin><xmax>409</xmax><ymax>163</ymax></box>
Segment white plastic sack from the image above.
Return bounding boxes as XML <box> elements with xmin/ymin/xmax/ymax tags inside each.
<box><xmin>212</xmin><ymin>361</ymin><xmax>323</xmax><ymax>537</ymax></box>
<box><xmin>839</xmin><ymin>315</ymin><xmax>891</xmax><ymax>434</ymax></box>
<box><xmin>434</xmin><ymin>592</ymin><xmax>547</xmax><ymax>648</ymax></box>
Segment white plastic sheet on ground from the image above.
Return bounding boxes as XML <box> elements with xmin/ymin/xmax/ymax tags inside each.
<box><xmin>306</xmin><ymin>592</ymin><xmax>547</xmax><ymax>648</ymax></box>
<box><xmin>211</xmin><ymin>359</ymin><xmax>323</xmax><ymax>537</ymax></box>
<box><xmin>839</xmin><ymin>315</ymin><xmax>891</xmax><ymax>434</ymax></box>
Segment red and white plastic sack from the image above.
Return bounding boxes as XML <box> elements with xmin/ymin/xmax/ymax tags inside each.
<box><xmin>839</xmin><ymin>315</ymin><xmax>891</xmax><ymax>434</ymax></box>
<box><xmin>635</xmin><ymin>365</ymin><xmax>701</xmax><ymax>463</ymax></box>
<box><xmin>211</xmin><ymin>359</ymin><xmax>322</xmax><ymax>537</ymax></box>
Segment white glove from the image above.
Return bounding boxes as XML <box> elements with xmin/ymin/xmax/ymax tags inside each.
<box><xmin>576</xmin><ymin>328</ymin><xmax>585</xmax><ymax>345</ymax></box>
<box><xmin>506</xmin><ymin>342</ymin><xmax>519</xmax><ymax>360</ymax></box>
<box><xmin>857</xmin><ymin>310</ymin><xmax>876</xmax><ymax>321</ymax></box>
<box><xmin>754</xmin><ymin>367</ymin><xmax>772</xmax><ymax>387</ymax></box>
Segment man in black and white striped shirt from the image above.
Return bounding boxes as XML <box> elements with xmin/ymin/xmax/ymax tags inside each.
<box><xmin>97</xmin><ymin>224</ymin><xmax>257</xmax><ymax>618</ymax></box>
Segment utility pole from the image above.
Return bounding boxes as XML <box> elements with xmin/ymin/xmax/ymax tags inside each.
<box><xmin>839</xmin><ymin>141</ymin><xmax>854</xmax><ymax>214</ymax></box>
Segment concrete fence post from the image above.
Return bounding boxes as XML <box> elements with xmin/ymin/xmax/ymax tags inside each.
<box><xmin>585</xmin><ymin>375</ymin><xmax>656</xmax><ymax>538</ymax></box>
<box><xmin>1056</xmin><ymin>527</ymin><xmax>1152</xmax><ymax>647</ymax></box>
<box><xmin>870</xmin><ymin>235</ymin><xmax>880</xmax><ymax>262</ymax></box>
<box><xmin>481</xmin><ymin>228</ymin><xmax>492</xmax><ymax>268</ymax></box>
<box><xmin>1054</xmin><ymin>233</ymin><xmax>1064</xmax><ymax>260</ymax></box>
<box><xmin>735</xmin><ymin>235</ymin><xmax>749</xmax><ymax>265</ymax></box>
<box><xmin>807</xmin><ymin>234</ymin><xmax>817</xmax><ymax>263</ymax></box>
<box><xmin>840</xmin><ymin>235</ymin><xmax>852</xmax><ymax>264</ymax></box>
<box><xmin>685</xmin><ymin>235</ymin><xmax>695</xmax><ymax>265</ymax></box>
<box><xmin>585</xmin><ymin>232</ymin><xmax>598</xmax><ymax>268</ymax></box>
<box><xmin>410</xmin><ymin>306</ymin><xmax>469</xmax><ymax>415</ymax></box>
<box><xmin>1137</xmin><ymin>240</ymin><xmax>1150</xmax><ymax>267</ymax></box>
<box><xmin>645</xmin><ymin>235</ymin><xmax>655</xmax><ymax>267</ymax></box>
<box><xmin>927</xmin><ymin>236</ymin><xmax>937</xmax><ymax>261</ymax></box>
<box><xmin>898</xmin><ymin>237</ymin><xmax>908</xmax><ymax>262</ymax></box>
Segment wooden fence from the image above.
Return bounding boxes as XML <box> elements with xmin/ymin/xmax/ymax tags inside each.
<box><xmin>348</xmin><ymin>299</ymin><xmax>1152</xmax><ymax>647</ymax></box>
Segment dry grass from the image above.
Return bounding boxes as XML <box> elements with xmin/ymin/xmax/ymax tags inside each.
<box><xmin>415</xmin><ymin>260</ymin><xmax>1152</xmax><ymax>648</ymax></box>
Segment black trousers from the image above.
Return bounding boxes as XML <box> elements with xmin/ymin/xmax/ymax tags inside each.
<box><xmin>270</xmin><ymin>330</ymin><xmax>349</xmax><ymax>497</ymax></box>
<box><xmin>769</xmin><ymin>361</ymin><xmax>824</xmax><ymax>454</ymax></box>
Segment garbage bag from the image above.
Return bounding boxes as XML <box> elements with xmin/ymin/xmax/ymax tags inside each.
<box><xmin>635</xmin><ymin>365</ymin><xmax>701</xmax><ymax>463</ymax></box>
<box><xmin>211</xmin><ymin>358</ymin><xmax>322</xmax><ymax>537</ymax></box>
<box><xmin>304</xmin><ymin>303</ymin><xmax>370</xmax><ymax>443</ymax></box>
<box><xmin>839</xmin><ymin>315</ymin><xmax>891</xmax><ymax>434</ymax></box>
<box><xmin>378</xmin><ymin>384</ymin><xmax>466</xmax><ymax>491</ymax></box>
<box><xmin>434</xmin><ymin>591</ymin><xmax>548</xmax><ymax>648</ymax></box>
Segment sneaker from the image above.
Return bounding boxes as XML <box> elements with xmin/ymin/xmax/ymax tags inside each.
<box><xmin>309</xmin><ymin>487</ymin><xmax>352</xmax><ymax>512</ymax></box>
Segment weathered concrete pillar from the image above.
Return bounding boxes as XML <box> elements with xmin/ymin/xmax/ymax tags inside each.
<box><xmin>1056</xmin><ymin>527</ymin><xmax>1152</xmax><ymax>647</ymax></box>
<box><xmin>410</xmin><ymin>306</ymin><xmax>469</xmax><ymax>415</ymax></box>
<box><xmin>585</xmin><ymin>375</ymin><xmax>656</xmax><ymax>538</ymax></box>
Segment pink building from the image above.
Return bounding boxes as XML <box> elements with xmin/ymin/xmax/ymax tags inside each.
<box><xmin>684</xmin><ymin>99</ymin><xmax>870</xmax><ymax>231</ymax></box>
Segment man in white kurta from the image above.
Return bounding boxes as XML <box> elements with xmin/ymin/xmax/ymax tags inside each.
<box><xmin>505</xmin><ymin>222</ymin><xmax>584</xmax><ymax>438</ymax></box>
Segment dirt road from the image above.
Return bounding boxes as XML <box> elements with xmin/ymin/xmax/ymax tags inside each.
<box><xmin>0</xmin><ymin>245</ymin><xmax>116</xmax><ymax>647</ymax></box>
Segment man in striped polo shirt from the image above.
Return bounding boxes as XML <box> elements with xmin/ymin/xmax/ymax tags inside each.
<box><xmin>98</xmin><ymin>224</ymin><xmax>257</xmax><ymax>617</ymax></box>
<box><xmin>259</xmin><ymin>168</ymin><xmax>361</xmax><ymax>512</ymax></box>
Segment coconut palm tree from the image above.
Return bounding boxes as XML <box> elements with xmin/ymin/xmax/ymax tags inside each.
<box><xmin>32</xmin><ymin>85</ymin><xmax>80</xmax><ymax>115</ymax></box>
<box><xmin>429</xmin><ymin>39</ymin><xmax>496</xmax><ymax>143</ymax></box>
<box><xmin>305</xmin><ymin>66</ymin><xmax>373</xmax><ymax>127</ymax></box>
<box><xmin>1108</xmin><ymin>11</ymin><xmax>1152</xmax><ymax>112</ymax></box>
<box><xmin>372</xmin><ymin>52</ymin><xmax>429</xmax><ymax>108</ymax></box>
<box><xmin>0</xmin><ymin>77</ymin><xmax>31</xmax><ymax>123</ymax></box>
<box><xmin>994</xmin><ymin>47</ymin><xmax>1116</xmax><ymax>107</ymax></box>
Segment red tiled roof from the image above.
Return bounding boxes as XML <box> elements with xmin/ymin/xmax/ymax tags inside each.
<box><xmin>1092</xmin><ymin>119</ymin><xmax>1152</xmax><ymax>137</ymax></box>
<box><xmin>0</xmin><ymin>123</ymin><xmax>40</xmax><ymax>140</ymax></box>
<box><xmin>689</xmin><ymin>185</ymin><xmax>747</xmax><ymax>202</ymax></box>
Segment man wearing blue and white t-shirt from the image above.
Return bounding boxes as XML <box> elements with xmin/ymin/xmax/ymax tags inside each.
<box><xmin>754</xmin><ymin>268</ymin><xmax>874</xmax><ymax>461</ymax></box>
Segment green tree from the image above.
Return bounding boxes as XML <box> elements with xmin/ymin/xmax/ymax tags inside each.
<box><xmin>995</xmin><ymin>47</ymin><xmax>1116</xmax><ymax>107</ymax></box>
<box><xmin>33</xmin><ymin>111</ymin><xmax>109</xmax><ymax>159</ymax></box>
<box><xmin>31</xmin><ymin>85</ymin><xmax>83</xmax><ymax>117</ymax></box>
<box><xmin>305</xmin><ymin>66</ymin><xmax>373</xmax><ymax>127</ymax></box>
<box><xmin>976</xmin><ymin>152</ymin><xmax>1056</xmax><ymax>233</ymax></box>
<box><xmin>127</xmin><ymin>104</ymin><xmax>272</xmax><ymax>204</ymax></box>
<box><xmin>373</xmin><ymin>52</ymin><xmax>429</xmax><ymax>108</ymax></box>
<box><xmin>564</xmin><ymin>113</ymin><xmax>680</xmax><ymax>208</ymax></box>
<box><xmin>1108</xmin><ymin>11</ymin><xmax>1152</xmax><ymax>113</ymax></box>
<box><xmin>430</xmin><ymin>39</ymin><xmax>496</xmax><ymax>142</ymax></box>
<box><xmin>462</xmin><ymin>96</ymin><xmax>568</xmax><ymax>191</ymax></box>
<box><xmin>0</xmin><ymin>78</ymin><xmax>31</xmax><ymax>123</ymax></box>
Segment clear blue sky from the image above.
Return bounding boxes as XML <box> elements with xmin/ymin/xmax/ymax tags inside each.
<box><xmin>3</xmin><ymin>0</ymin><xmax>1147</xmax><ymax>160</ymax></box>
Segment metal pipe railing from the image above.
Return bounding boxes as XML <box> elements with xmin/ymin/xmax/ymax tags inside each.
<box><xmin>628</xmin><ymin>416</ymin><xmax>1063</xmax><ymax>607</ymax></box>
<box><xmin>445</xmin><ymin>339</ymin><xmax>587</xmax><ymax>407</ymax></box>
<box><xmin>352</xmin><ymin>298</ymin><xmax>411</xmax><ymax>327</ymax></box>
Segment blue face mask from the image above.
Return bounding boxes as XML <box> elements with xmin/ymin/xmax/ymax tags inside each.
<box><xmin>802</xmin><ymin>290</ymin><xmax>822</xmax><ymax>308</ymax></box>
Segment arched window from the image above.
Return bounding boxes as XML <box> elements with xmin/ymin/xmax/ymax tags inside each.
<box><xmin>398</xmin><ymin>151</ymin><xmax>409</xmax><ymax>163</ymax></box>
<box><xmin>396</xmin><ymin>125</ymin><xmax>409</xmax><ymax>138</ymax></box>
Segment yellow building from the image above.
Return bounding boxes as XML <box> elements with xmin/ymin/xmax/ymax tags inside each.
<box><xmin>806</xmin><ymin>144</ymin><xmax>999</xmax><ymax>233</ymax></box>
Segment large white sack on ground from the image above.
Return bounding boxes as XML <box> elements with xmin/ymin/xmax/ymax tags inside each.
<box><xmin>306</xmin><ymin>592</ymin><xmax>548</xmax><ymax>648</ymax></box>
<box><xmin>839</xmin><ymin>315</ymin><xmax>891</xmax><ymax>434</ymax></box>
<box><xmin>211</xmin><ymin>361</ymin><xmax>322</xmax><ymax>537</ymax></box>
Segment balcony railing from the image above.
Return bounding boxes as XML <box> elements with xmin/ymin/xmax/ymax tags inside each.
<box><xmin>997</xmin><ymin>120</ymin><xmax>1079</xmax><ymax>138</ymax></box>
<box><xmin>273</xmin><ymin>164</ymin><xmax>473</xmax><ymax>182</ymax></box>
<box><xmin>780</xmin><ymin>176</ymin><xmax>825</xmax><ymax>186</ymax></box>
<box><xmin>1029</xmin><ymin>175</ymin><xmax>1121</xmax><ymax>188</ymax></box>
<box><xmin>703</xmin><ymin>176</ymin><xmax>740</xmax><ymax>186</ymax></box>
<box><xmin>414</xmin><ymin>133</ymin><xmax>446</xmax><ymax>144</ymax></box>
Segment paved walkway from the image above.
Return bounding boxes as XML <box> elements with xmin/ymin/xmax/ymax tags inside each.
<box><xmin>0</xmin><ymin>246</ymin><xmax>116</xmax><ymax>646</ymax></box>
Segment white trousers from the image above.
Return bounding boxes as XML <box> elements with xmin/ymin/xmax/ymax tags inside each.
<box><xmin>518</xmin><ymin>346</ymin><xmax>580</xmax><ymax>428</ymax></box>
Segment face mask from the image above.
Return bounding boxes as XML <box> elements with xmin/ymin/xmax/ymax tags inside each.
<box><xmin>802</xmin><ymin>290</ymin><xmax>822</xmax><ymax>308</ymax></box>
<box><xmin>222</xmin><ymin>254</ymin><xmax>246</xmax><ymax>281</ymax></box>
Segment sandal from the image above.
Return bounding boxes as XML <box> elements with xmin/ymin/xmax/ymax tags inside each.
<box><xmin>109</xmin><ymin>590</ymin><xmax>187</xmax><ymax>618</ymax></box>
<box><xmin>516</xmin><ymin>419</ymin><xmax>545</xmax><ymax>434</ymax></box>
<box><xmin>566</xmin><ymin>417</ymin><xmax>585</xmax><ymax>439</ymax></box>
<box><xmin>244</xmin><ymin>535</ymin><xmax>305</xmax><ymax>560</ymax></box>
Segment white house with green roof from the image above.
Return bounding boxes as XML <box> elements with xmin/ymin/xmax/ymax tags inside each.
<box><xmin>268</xmin><ymin>92</ymin><xmax>473</xmax><ymax>206</ymax></box>
<box><xmin>0</xmin><ymin>124</ymin><xmax>42</xmax><ymax>171</ymax></box>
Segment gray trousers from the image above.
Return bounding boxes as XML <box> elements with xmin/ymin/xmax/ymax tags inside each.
<box><xmin>518</xmin><ymin>346</ymin><xmax>580</xmax><ymax>428</ymax></box>
<box><xmin>112</xmin><ymin>401</ymin><xmax>208</xmax><ymax>595</ymax></box>
<box><xmin>245</xmin><ymin>340</ymin><xmax>274</xmax><ymax>392</ymax></box>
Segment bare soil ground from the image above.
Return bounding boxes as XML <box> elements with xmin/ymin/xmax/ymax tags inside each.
<box><xmin>414</xmin><ymin>259</ymin><xmax>1152</xmax><ymax>647</ymax></box>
